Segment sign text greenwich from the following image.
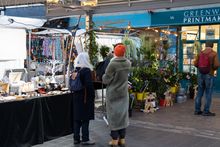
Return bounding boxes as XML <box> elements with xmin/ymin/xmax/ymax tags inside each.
<box><xmin>183</xmin><ymin>8</ymin><xmax>220</xmax><ymax>24</ymax></box>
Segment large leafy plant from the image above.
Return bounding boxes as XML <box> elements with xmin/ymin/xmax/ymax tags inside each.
<box><xmin>122</xmin><ymin>35</ymin><xmax>136</xmax><ymax>60</ymax></box>
<box><xmin>139</xmin><ymin>34</ymin><xmax>157</xmax><ymax>61</ymax></box>
<box><xmin>129</xmin><ymin>67</ymin><xmax>145</xmax><ymax>92</ymax></box>
<box><xmin>99</xmin><ymin>45</ymin><xmax>110</xmax><ymax>60</ymax></box>
<box><xmin>84</xmin><ymin>22</ymin><xmax>99</xmax><ymax>66</ymax></box>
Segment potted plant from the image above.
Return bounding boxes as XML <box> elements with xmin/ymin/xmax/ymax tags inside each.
<box><xmin>189</xmin><ymin>73</ymin><xmax>198</xmax><ymax>99</ymax></box>
<box><xmin>99</xmin><ymin>45</ymin><xmax>110</xmax><ymax>60</ymax></box>
<box><xmin>122</xmin><ymin>35</ymin><xmax>136</xmax><ymax>60</ymax></box>
<box><xmin>177</xmin><ymin>72</ymin><xmax>197</xmax><ymax>99</ymax></box>
<box><xmin>139</xmin><ymin>34</ymin><xmax>157</xmax><ymax>61</ymax></box>
<box><xmin>129</xmin><ymin>67</ymin><xmax>146</xmax><ymax>101</ymax></box>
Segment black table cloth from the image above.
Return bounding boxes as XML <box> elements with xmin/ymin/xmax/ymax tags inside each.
<box><xmin>0</xmin><ymin>93</ymin><xmax>73</xmax><ymax>147</ymax></box>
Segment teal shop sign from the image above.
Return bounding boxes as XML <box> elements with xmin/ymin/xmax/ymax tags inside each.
<box><xmin>69</xmin><ymin>11</ymin><xmax>151</xmax><ymax>29</ymax></box>
<box><xmin>152</xmin><ymin>7</ymin><xmax>220</xmax><ymax>26</ymax></box>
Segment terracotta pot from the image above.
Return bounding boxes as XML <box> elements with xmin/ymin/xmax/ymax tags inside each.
<box><xmin>159</xmin><ymin>99</ymin><xmax>165</xmax><ymax>107</ymax></box>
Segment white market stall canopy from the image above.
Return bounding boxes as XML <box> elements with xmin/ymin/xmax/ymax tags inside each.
<box><xmin>0</xmin><ymin>16</ymin><xmax>46</xmax><ymax>79</ymax></box>
<box><xmin>0</xmin><ymin>15</ymin><xmax>47</xmax><ymax>60</ymax></box>
<box><xmin>0</xmin><ymin>15</ymin><xmax>46</xmax><ymax>29</ymax></box>
<box><xmin>0</xmin><ymin>27</ymin><xmax>26</xmax><ymax>60</ymax></box>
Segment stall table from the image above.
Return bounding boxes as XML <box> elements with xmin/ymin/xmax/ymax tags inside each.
<box><xmin>0</xmin><ymin>93</ymin><xmax>73</xmax><ymax>147</ymax></box>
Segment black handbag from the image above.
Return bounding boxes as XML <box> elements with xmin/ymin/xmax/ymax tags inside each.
<box><xmin>69</xmin><ymin>70</ymin><xmax>84</xmax><ymax>92</ymax></box>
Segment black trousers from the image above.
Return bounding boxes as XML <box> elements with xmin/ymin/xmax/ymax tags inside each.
<box><xmin>110</xmin><ymin>128</ymin><xmax>126</xmax><ymax>140</ymax></box>
<box><xmin>74</xmin><ymin>120</ymin><xmax>90</xmax><ymax>142</ymax></box>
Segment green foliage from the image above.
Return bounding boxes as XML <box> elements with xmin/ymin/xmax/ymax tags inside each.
<box><xmin>85</xmin><ymin>22</ymin><xmax>99</xmax><ymax>66</ymax></box>
<box><xmin>162</xmin><ymin>61</ymin><xmax>178</xmax><ymax>87</ymax></box>
<box><xmin>122</xmin><ymin>35</ymin><xmax>136</xmax><ymax>59</ymax></box>
<box><xmin>129</xmin><ymin>67</ymin><xmax>145</xmax><ymax>92</ymax></box>
<box><xmin>177</xmin><ymin>72</ymin><xmax>198</xmax><ymax>86</ymax></box>
<box><xmin>162</xmin><ymin>40</ymin><xmax>170</xmax><ymax>51</ymax></box>
<box><xmin>100</xmin><ymin>45</ymin><xmax>110</xmax><ymax>59</ymax></box>
<box><xmin>156</xmin><ymin>78</ymin><xmax>168</xmax><ymax>98</ymax></box>
<box><xmin>139</xmin><ymin>34</ymin><xmax>157</xmax><ymax>61</ymax></box>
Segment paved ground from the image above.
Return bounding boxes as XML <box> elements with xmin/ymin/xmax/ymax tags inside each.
<box><xmin>33</xmin><ymin>93</ymin><xmax>220</xmax><ymax>147</ymax></box>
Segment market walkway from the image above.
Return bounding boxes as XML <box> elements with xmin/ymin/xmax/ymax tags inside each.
<box><xmin>33</xmin><ymin>93</ymin><xmax>220</xmax><ymax>147</ymax></box>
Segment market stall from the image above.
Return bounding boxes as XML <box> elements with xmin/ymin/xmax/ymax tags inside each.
<box><xmin>0</xmin><ymin>16</ymin><xmax>75</xmax><ymax>146</ymax></box>
<box><xmin>0</xmin><ymin>26</ymin><xmax>74</xmax><ymax>101</ymax></box>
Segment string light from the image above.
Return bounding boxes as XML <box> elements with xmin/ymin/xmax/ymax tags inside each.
<box><xmin>99</xmin><ymin>26</ymin><xmax>103</xmax><ymax>30</ymax></box>
<box><xmin>127</xmin><ymin>21</ymin><xmax>131</xmax><ymax>30</ymax></box>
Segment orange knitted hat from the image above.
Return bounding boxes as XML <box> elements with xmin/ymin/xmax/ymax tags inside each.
<box><xmin>114</xmin><ymin>44</ymin><xmax>126</xmax><ymax>57</ymax></box>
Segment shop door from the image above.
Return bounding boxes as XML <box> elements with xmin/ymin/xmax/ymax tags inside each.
<box><xmin>181</xmin><ymin>42</ymin><xmax>197</xmax><ymax>74</ymax></box>
<box><xmin>181</xmin><ymin>41</ymin><xmax>220</xmax><ymax>92</ymax></box>
<box><xmin>180</xmin><ymin>25</ymin><xmax>220</xmax><ymax>92</ymax></box>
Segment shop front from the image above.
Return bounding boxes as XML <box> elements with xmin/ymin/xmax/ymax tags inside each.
<box><xmin>151</xmin><ymin>6</ymin><xmax>220</xmax><ymax>91</ymax></box>
<box><xmin>63</xmin><ymin>5</ymin><xmax>220</xmax><ymax>91</ymax></box>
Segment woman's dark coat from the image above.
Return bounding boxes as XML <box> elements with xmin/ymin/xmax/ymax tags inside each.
<box><xmin>72</xmin><ymin>67</ymin><xmax>95</xmax><ymax>120</ymax></box>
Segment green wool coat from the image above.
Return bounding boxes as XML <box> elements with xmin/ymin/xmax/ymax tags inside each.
<box><xmin>102</xmin><ymin>57</ymin><xmax>131</xmax><ymax>130</ymax></box>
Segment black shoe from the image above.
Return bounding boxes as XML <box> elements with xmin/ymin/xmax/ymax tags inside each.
<box><xmin>202</xmin><ymin>111</ymin><xmax>216</xmax><ymax>116</ymax></box>
<box><xmin>74</xmin><ymin>140</ymin><xmax>81</xmax><ymax>144</ymax></box>
<box><xmin>81</xmin><ymin>140</ymin><xmax>95</xmax><ymax>145</ymax></box>
<box><xmin>194</xmin><ymin>111</ymin><xmax>203</xmax><ymax>115</ymax></box>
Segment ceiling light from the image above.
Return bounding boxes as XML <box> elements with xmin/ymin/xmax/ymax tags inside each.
<box><xmin>47</xmin><ymin>0</ymin><xmax>60</xmax><ymax>4</ymax></box>
<box><xmin>80</xmin><ymin>0</ymin><xmax>97</xmax><ymax>6</ymax></box>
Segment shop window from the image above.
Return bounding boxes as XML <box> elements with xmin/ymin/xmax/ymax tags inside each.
<box><xmin>182</xmin><ymin>43</ymin><xmax>197</xmax><ymax>73</ymax></box>
<box><xmin>200</xmin><ymin>25</ymin><xmax>219</xmax><ymax>40</ymax></box>
<box><xmin>160</xmin><ymin>28</ymin><xmax>177</xmax><ymax>60</ymax></box>
<box><xmin>181</xmin><ymin>26</ymin><xmax>199</xmax><ymax>41</ymax></box>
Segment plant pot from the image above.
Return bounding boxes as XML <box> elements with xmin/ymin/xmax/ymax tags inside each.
<box><xmin>170</xmin><ymin>86</ymin><xmax>178</xmax><ymax>94</ymax></box>
<box><xmin>159</xmin><ymin>99</ymin><xmax>165</xmax><ymax>107</ymax></box>
<box><xmin>136</xmin><ymin>92</ymin><xmax>144</xmax><ymax>101</ymax></box>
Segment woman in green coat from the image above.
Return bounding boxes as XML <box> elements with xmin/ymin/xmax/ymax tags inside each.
<box><xmin>102</xmin><ymin>44</ymin><xmax>131</xmax><ymax>147</ymax></box>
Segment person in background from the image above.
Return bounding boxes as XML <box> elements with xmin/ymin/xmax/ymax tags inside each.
<box><xmin>95</xmin><ymin>50</ymin><xmax>113</xmax><ymax>82</ymax></box>
<box><xmin>71</xmin><ymin>52</ymin><xmax>95</xmax><ymax>145</ymax></box>
<box><xmin>102</xmin><ymin>44</ymin><xmax>131</xmax><ymax>147</ymax></box>
<box><xmin>69</xmin><ymin>49</ymin><xmax>78</xmax><ymax>72</ymax></box>
<box><xmin>194</xmin><ymin>41</ymin><xmax>220</xmax><ymax>116</ymax></box>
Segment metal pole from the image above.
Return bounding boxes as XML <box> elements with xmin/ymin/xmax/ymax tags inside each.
<box><xmin>28</xmin><ymin>29</ymin><xmax>32</xmax><ymax>81</ymax></box>
<box><xmin>66</xmin><ymin>15</ymin><xmax>81</xmax><ymax>88</ymax></box>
